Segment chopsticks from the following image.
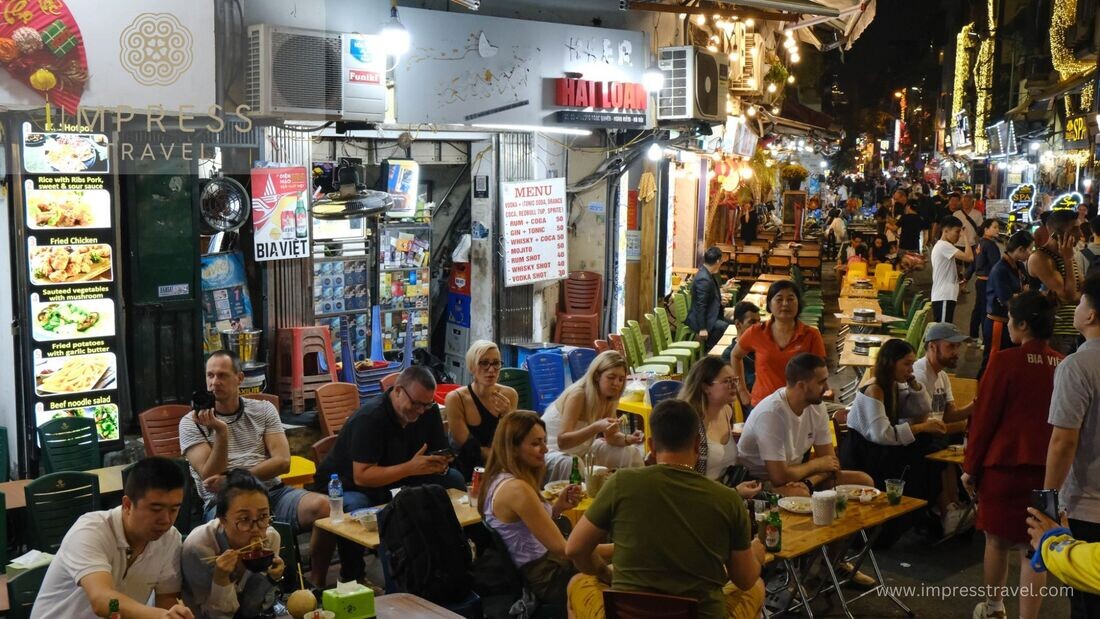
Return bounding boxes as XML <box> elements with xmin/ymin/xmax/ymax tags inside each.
<box><xmin>199</xmin><ymin>538</ymin><xmax>266</xmax><ymax>562</ymax></box>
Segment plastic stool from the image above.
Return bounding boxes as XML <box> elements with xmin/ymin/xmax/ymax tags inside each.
<box><xmin>276</xmin><ymin>326</ymin><xmax>338</xmax><ymax>414</ymax></box>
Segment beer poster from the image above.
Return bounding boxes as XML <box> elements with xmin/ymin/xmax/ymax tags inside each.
<box><xmin>251</xmin><ymin>166</ymin><xmax>311</xmax><ymax>261</ymax></box>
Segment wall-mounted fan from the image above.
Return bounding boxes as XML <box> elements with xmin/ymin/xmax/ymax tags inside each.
<box><xmin>311</xmin><ymin>165</ymin><xmax>393</xmax><ymax>220</ymax></box>
<box><xmin>199</xmin><ymin>176</ymin><xmax>250</xmax><ymax>234</ymax></box>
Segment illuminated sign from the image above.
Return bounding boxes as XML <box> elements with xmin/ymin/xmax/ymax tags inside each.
<box><xmin>1009</xmin><ymin>183</ymin><xmax>1035</xmax><ymax>207</ymax></box>
<box><xmin>1051</xmin><ymin>191</ymin><xmax>1083</xmax><ymax>212</ymax></box>
<box><xmin>554</xmin><ymin>78</ymin><xmax>648</xmax><ymax>111</ymax></box>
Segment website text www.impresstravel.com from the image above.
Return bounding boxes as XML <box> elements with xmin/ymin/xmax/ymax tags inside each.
<box><xmin>877</xmin><ymin>584</ymin><xmax>1075</xmax><ymax>600</ymax></box>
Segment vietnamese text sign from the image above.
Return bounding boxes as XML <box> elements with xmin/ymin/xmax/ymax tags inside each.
<box><xmin>251</xmin><ymin>167</ymin><xmax>311</xmax><ymax>261</ymax></box>
<box><xmin>501</xmin><ymin>178</ymin><xmax>567</xmax><ymax>286</ymax></box>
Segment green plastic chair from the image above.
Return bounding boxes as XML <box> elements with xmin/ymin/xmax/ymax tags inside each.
<box><xmin>906</xmin><ymin>305</ymin><xmax>931</xmax><ymax>351</ymax></box>
<box><xmin>498</xmin><ymin>368</ymin><xmax>534</xmax><ymax>410</ymax></box>
<box><xmin>622</xmin><ymin>323</ymin><xmax>677</xmax><ymax>374</ymax></box>
<box><xmin>644</xmin><ymin>314</ymin><xmax>693</xmax><ymax>373</ymax></box>
<box><xmin>669</xmin><ymin>292</ymin><xmax>694</xmax><ymax>342</ymax></box>
<box><xmin>273</xmin><ymin>520</ymin><xmax>303</xmax><ymax>594</ymax></box>
<box><xmin>37</xmin><ymin>417</ymin><xmax>100</xmax><ymax>473</ymax></box>
<box><xmin>888</xmin><ymin>292</ymin><xmax>926</xmax><ymax>336</ymax></box>
<box><xmin>6</xmin><ymin>563</ymin><xmax>47</xmax><ymax>619</ymax></box>
<box><xmin>653</xmin><ymin>308</ymin><xmax>702</xmax><ymax>361</ymax></box>
<box><xmin>24</xmin><ymin>471</ymin><xmax>100</xmax><ymax>553</ymax></box>
<box><xmin>626</xmin><ymin>321</ymin><xmax>680</xmax><ymax>372</ymax></box>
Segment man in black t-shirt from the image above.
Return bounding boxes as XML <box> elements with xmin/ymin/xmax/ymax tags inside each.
<box><xmin>315</xmin><ymin>365</ymin><xmax>465</xmax><ymax>580</ymax></box>
<box><xmin>898</xmin><ymin>202</ymin><xmax>925</xmax><ymax>252</ymax></box>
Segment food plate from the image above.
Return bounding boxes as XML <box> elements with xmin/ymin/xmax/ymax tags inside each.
<box><xmin>29</xmin><ymin>243</ymin><xmax>113</xmax><ymax>285</ymax></box>
<box><xmin>778</xmin><ymin>497</ymin><xmax>813</xmax><ymax>514</ymax></box>
<box><xmin>35</xmin><ymin>353</ymin><xmax>115</xmax><ymax>395</ymax></box>
<box><xmin>49</xmin><ymin>404</ymin><xmax>120</xmax><ymax>441</ymax></box>
<box><xmin>835</xmin><ymin>485</ymin><xmax>881</xmax><ymax>500</ymax></box>
<box><xmin>26</xmin><ymin>188</ymin><xmax>111</xmax><ymax>229</ymax></box>
<box><xmin>32</xmin><ymin>299</ymin><xmax>115</xmax><ymax>341</ymax></box>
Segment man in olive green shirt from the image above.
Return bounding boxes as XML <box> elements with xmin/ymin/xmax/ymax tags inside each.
<box><xmin>565</xmin><ymin>400</ymin><xmax>765</xmax><ymax>619</ymax></box>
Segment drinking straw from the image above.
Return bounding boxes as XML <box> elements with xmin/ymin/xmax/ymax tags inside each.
<box><xmin>297</xmin><ymin>563</ymin><xmax>305</xmax><ymax>590</ymax></box>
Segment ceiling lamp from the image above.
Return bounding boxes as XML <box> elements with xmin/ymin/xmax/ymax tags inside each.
<box><xmin>746</xmin><ymin>18</ymin><xmax>755</xmax><ymax>27</ymax></box>
<box><xmin>647</xmin><ymin>142</ymin><xmax>664</xmax><ymax>162</ymax></box>
<box><xmin>381</xmin><ymin>0</ymin><xmax>411</xmax><ymax>56</ymax></box>
<box><xmin>642</xmin><ymin>62</ymin><xmax>665</xmax><ymax>93</ymax></box>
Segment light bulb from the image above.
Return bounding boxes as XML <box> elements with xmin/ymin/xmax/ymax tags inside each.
<box><xmin>745</xmin><ymin>18</ymin><xmax>755</xmax><ymax>27</ymax></box>
<box><xmin>740</xmin><ymin>166</ymin><xmax>753</xmax><ymax>179</ymax></box>
<box><xmin>678</xmin><ymin>12</ymin><xmax>686</xmax><ymax>19</ymax></box>
<box><xmin>647</xmin><ymin>143</ymin><xmax>663</xmax><ymax>162</ymax></box>
<box><xmin>767</xmin><ymin>83</ymin><xmax>777</xmax><ymax>93</ymax></box>
<box><xmin>747</xmin><ymin>78</ymin><xmax>756</xmax><ymax>89</ymax></box>
<box><xmin>729</xmin><ymin>51</ymin><xmax>739</xmax><ymax>62</ymax></box>
<box><xmin>798</xmin><ymin>139</ymin><xmax>806</xmax><ymax>147</ymax></box>
<box><xmin>771</xmin><ymin>106</ymin><xmax>779</xmax><ymax>114</ymax></box>
<box><xmin>381</xmin><ymin>6</ymin><xmax>411</xmax><ymax>57</ymax></box>
<box><xmin>707</xmin><ymin>44</ymin><xmax>718</xmax><ymax>52</ymax></box>
<box><xmin>722</xmin><ymin>175</ymin><xmax>739</xmax><ymax>192</ymax></box>
<box><xmin>819</xmin><ymin>161</ymin><xmax>828</xmax><ymax>168</ymax></box>
<box><xmin>642</xmin><ymin>67</ymin><xmax>665</xmax><ymax>93</ymax></box>
<box><xmin>1029</xmin><ymin>142</ymin><xmax>1040</xmax><ymax>151</ymax></box>
<box><xmin>695</xmin><ymin>14</ymin><xmax>706</xmax><ymax>25</ymax></box>
<box><xmin>784</xmin><ymin>38</ymin><xmax>796</xmax><ymax>49</ymax></box>
<box><xmin>790</xmin><ymin>53</ymin><xmax>800</xmax><ymax>64</ymax></box>
<box><xmin>787</xmin><ymin>75</ymin><xmax>795</xmax><ymax>84</ymax></box>
<box><xmin>746</xmin><ymin>106</ymin><xmax>756</xmax><ymax>117</ymax></box>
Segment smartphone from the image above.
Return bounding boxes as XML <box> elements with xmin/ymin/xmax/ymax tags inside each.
<box><xmin>191</xmin><ymin>389</ymin><xmax>215</xmax><ymax>412</ymax></box>
<box><xmin>1031</xmin><ymin>488</ymin><xmax>1059</xmax><ymax>521</ymax></box>
<box><xmin>429</xmin><ymin>448</ymin><xmax>456</xmax><ymax>459</ymax></box>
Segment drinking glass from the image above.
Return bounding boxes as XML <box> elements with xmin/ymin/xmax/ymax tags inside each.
<box><xmin>885</xmin><ymin>479</ymin><xmax>905</xmax><ymax>505</ymax></box>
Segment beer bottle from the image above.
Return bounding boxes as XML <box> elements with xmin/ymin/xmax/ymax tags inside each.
<box><xmin>569</xmin><ymin>456</ymin><xmax>584</xmax><ymax>485</ymax></box>
<box><xmin>295</xmin><ymin>198</ymin><xmax>308</xmax><ymax>238</ymax></box>
<box><xmin>107</xmin><ymin>599</ymin><xmax>121</xmax><ymax>619</ymax></box>
<box><xmin>765</xmin><ymin>495</ymin><xmax>782</xmax><ymax>553</ymax></box>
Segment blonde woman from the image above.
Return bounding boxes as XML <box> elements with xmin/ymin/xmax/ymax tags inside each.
<box><xmin>478</xmin><ymin>411</ymin><xmax>598</xmax><ymax>608</ymax></box>
<box><xmin>543</xmin><ymin>351</ymin><xmax>643</xmax><ymax>480</ymax></box>
<box><xmin>445</xmin><ymin>340</ymin><xmax>519</xmax><ymax>479</ymax></box>
<box><xmin>678</xmin><ymin>356</ymin><xmax>762</xmax><ymax>499</ymax></box>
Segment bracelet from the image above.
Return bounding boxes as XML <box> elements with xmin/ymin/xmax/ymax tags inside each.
<box><xmin>802</xmin><ymin>479</ymin><xmax>815</xmax><ymax>494</ymax></box>
<box><xmin>267</xmin><ymin>574</ymin><xmax>284</xmax><ymax>585</ymax></box>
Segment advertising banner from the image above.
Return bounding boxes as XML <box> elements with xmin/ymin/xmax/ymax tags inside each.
<box><xmin>501</xmin><ymin>178</ymin><xmax>567</xmax><ymax>286</ymax></box>
<box><xmin>16</xmin><ymin>122</ymin><xmax>125</xmax><ymax>445</ymax></box>
<box><xmin>251</xmin><ymin>166</ymin><xmax>311</xmax><ymax>261</ymax></box>
<box><xmin>200</xmin><ymin>252</ymin><xmax>255</xmax><ymax>354</ymax></box>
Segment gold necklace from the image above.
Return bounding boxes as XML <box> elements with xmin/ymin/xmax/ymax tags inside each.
<box><xmin>662</xmin><ymin>462</ymin><xmax>696</xmax><ymax>472</ymax></box>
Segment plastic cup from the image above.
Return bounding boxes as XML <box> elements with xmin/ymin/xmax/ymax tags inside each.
<box><xmin>885</xmin><ymin>479</ymin><xmax>905</xmax><ymax>505</ymax></box>
<box><xmin>835</xmin><ymin>491</ymin><xmax>848</xmax><ymax>516</ymax></box>
<box><xmin>812</xmin><ymin>490</ymin><xmax>838</xmax><ymax>525</ymax></box>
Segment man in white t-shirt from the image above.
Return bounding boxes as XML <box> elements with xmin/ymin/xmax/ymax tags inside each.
<box><xmin>738</xmin><ymin>353</ymin><xmax>873</xmax><ymax>497</ymax></box>
<box><xmin>31</xmin><ymin>457</ymin><xmax>193</xmax><ymax>619</ymax></box>
<box><xmin>931</xmin><ymin>217</ymin><xmax>975</xmax><ymax>323</ymax></box>
<box><xmin>912</xmin><ymin>322</ymin><xmax>975</xmax><ymax>430</ymax></box>
<box><xmin>954</xmin><ymin>193</ymin><xmax>985</xmax><ymax>252</ymax></box>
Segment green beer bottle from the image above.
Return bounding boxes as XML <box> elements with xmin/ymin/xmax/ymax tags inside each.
<box><xmin>765</xmin><ymin>495</ymin><xmax>782</xmax><ymax>553</ymax></box>
<box><xmin>570</xmin><ymin>456</ymin><xmax>584</xmax><ymax>485</ymax></box>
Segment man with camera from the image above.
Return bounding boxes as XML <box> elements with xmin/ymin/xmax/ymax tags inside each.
<box><xmin>179</xmin><ymin>350</ymin><xmax>336</xmax><ymax>589</ymax></box>
<box><xmin>314</xmin><ymin>365</ymin><xmax>465</xmax><ymax>582</ymax></box>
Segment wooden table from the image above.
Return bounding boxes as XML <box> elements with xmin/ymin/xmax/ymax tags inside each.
<box><xmin>838</xmin><ymin>298</ymin><xmax>881</xmax><ymax>315</ymax></box>
<box><xmin>738</xmin><ymin>245</ymin><xmax>765</xmax><ymax>255</ymax></box>
<box><xmin>839</xmin><ymin>283</ymin><xmax>878</xmax><ymax>298</ymax></box>
<box><xmin>837</xmin><ymin>335</ymin><xmax>888</xmax><ymax>369</ymax></box>
<box><xmin>0</xmin><ymin>464</ymin><xmax>128</xmax><ymax>511</ymax></box>
<box><xmin>749</xmin><ymin>281</ymin><xmax>772</xmax><ymax>295</ymax></box>
<box><xmin>314</xmin><ymin>488</ymin><xmax>481</xmax><ymax>549</ymax></box>
<box><xmin>376</xmin><ymin>593</ymin><xmax>462</xmax><ymax>617</ymax></box>
<box><xmin>706</xmin><ymin>323</ymin><xmax>740</xmax><ymax>357</ymax></box>
<box><xmin>926</xmin><ymin>446</ymin><xmax>965</xmax><ymax>465</ymax></box>
<box><xmin>777</xmin><ymin>495</ymin><xmax>927</xmax><ymax>618</ymax></box>
<box><xmin>755</xmin><ymin>274</ymin><xmax>793</xmax><ymax>283</ymax></box>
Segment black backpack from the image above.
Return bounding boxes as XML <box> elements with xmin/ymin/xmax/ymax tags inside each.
<box><xmin>1082</xmin><ymin>248</ymin><xmax>1100</xmax><ymax>280</ymax></box>
<box><xmin>379</xmin><ymin>484</ymin><xmax>473</xmax><ymax>604</ymax></box>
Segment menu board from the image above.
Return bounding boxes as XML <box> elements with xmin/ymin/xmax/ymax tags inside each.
<box><xmin>17</xmin><ymin>122</ymin><xmax>126</xmax><ymax>445</ymax></box>
<box><xmin>501</xmin><ymin>178</ymin><xmax>568</xmax><ymax>287</ymax></box>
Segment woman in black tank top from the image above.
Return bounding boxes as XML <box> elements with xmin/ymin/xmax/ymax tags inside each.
<box><xmin>444</xmin><ymin>341</ymin><xmax>519</xmax><ymax>480</ymax></box>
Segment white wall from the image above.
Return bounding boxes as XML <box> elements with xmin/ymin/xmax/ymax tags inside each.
<box><xmin>0</xmin><ymin>170</ymin><xmax>18</xmax><ymax>475</ymax></box>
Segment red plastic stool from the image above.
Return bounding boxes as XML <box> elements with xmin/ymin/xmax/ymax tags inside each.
<box><xmin>276</xmin><ymin>326</ymin><xmax>338</xmax><ymax>414</ymax></box>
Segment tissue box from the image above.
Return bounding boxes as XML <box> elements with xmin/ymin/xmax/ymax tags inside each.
<box><xmin>322</xmin><ymin>583</ymin><xmax>376</xmax><ymax>619</ymax></box>
<box><xmin>7</xmin><ymin>550</ymin><xmax>53</xmax><ymax>580</ymax></box>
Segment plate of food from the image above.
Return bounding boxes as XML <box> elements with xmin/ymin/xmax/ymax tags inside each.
<box><xmin>33</xmin><ymin>299</ymin><xmax>115</xmax><ymax>341</ymax></box>
<box><xmin>43</xmin><ymin>134</ymin><xmax>99</xmax><ymax>173</ymax></box>
<box><xmin>35</xmin><ymin>353</ymin><xmax>115</xmax><ymax>395</ymax></box>
<box><xmin>24</xmin><ymin>133</ymin><xmax>46</xmax><ymax>147</ymax></box>
<box><xmin>27</xmin><ymin>188</ymin><xmax>111</xmax><ymax>229</ymax></box>
<box><xmin>835</xmin><ymin>485</ymin><xmax>881</xmax><ymax>503</ymax></box>
<box><xmin>29</xmin><ymin>243</ymin><xmax>113</xmax><ymax>285</ymax></box>
<box><xmin>50</xmin><ymin>404</ymin><xmax>120</xmax><ymax>440</ymax></box>
<box><xmin>778</xmin><ymin>497</ymin><xmax>813</xmax><ymax>514</ymax></box>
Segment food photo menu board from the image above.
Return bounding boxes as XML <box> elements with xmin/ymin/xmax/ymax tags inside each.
<box><xmin>16</xmin><ymin>122</ymin><xmax>127</xmax><ymax>446</ymax></box>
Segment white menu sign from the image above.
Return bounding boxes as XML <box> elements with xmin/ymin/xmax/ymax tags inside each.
<box><xmin>501</xmin><ymin>178</ymin><xmax>567</xmax><ymax>286</ymax></box>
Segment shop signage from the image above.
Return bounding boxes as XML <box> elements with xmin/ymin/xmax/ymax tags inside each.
<box><xmin>553</xmin><ymin>110</ymin><xmax>646</xmax><ymax>127</ymax></box>
<box><xmin>0</xmin><ymin>0</ymin><xmax>215</xmax><ymax>114</ymax></box>
<box><xmin>14</xmin><ymin>122</ymin><xmax>126</xmax><ymax>448</ymax></box>
<box><xmin>1009</xmin><ymin>183</ymin><xmax>1035</xmax><ymax>207</ymax></box>
<box><xmin>1051</xmin><ymin>191</ymin><xmax>1083</xmax><ymax>213</ymax></box>
<box><xmin>393</xmin><ymin>8</ymin><xmax>647</xmax><ymax>128</ymax></box>
<box><xmin>251</xmin><ymin>167</ymin><xmax>311</xmax><ymax>261</ymax></box>
<box><xmin>952</xmin><ymin>113</ymin><xmax>972</xmax><ymax>150</ymax></box>
<box><xmin>625</xmin><ymin>230</ymin><xmax>641</xmax><ymax>261</ymax></box>
<box><xmin>501</xmin><ymin>178</ymin><xmax>567</xmax><ymax>286</ymax></box>
<box><xmin>1065</xmin><ymin>115</ymin><xmax>1089</xmax><ymax>149</ymax></box>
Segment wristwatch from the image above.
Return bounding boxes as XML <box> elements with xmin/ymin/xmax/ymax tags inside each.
<box><xmin>267</xmin><ymin>573</ymin><xmax>284</xmax><ymax>585</ymax></box>
<box><xmin>802</xmin><ymin>479</ymin><xmax>815</xmax><ymax>494</ymax></box>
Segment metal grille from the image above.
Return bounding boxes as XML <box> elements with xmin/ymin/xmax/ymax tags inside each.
<box><xmin>496</xmin><ymin>133</ymin><xmax>534</xmax><ymax>344</ymax></box>
<box><xmin>657</xmin><ymin>47</ymin><xmax>689</xmax><ymax>120</ymax></box>
<box><xmin>248</xmin><ymin>25</ymin><xmax>343</xmax><ymax>117</ymax></box>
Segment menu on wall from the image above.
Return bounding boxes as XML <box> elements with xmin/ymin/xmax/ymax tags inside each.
<box><xmin>501</xmin><ymin>178</ymin><xmax>568</xmax><ymax>287</ymax></box>
<box><xmin>17</xmin><ymin>122</ymin><xmax>126</xmax><ymax>445</ymax></box>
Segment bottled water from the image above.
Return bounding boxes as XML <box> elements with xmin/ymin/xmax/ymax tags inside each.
<box><xmin>328</xmin><ymin>474</ymin><xmax>344</xmax><ymax>524</ymax></box>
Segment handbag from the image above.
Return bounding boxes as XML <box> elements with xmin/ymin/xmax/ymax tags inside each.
<box><xmin>718</xmin><ymin>464</ymin><xmax>749</xmax><ymax>489</ymax></box>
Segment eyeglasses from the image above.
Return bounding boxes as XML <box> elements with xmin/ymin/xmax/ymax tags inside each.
<box><xmin>231</xmin><ymin>514</ymin><xmax>271</xmax><ymax>532</ymax></box>
<box><xmin>478</xmin><ymin>360</ymin><xmax>502</xmax><ymax>369</ymax></box>
<box><xmin>400</xmin><ymin>387</ymin><xmax>435</xmax><ymax>410</ymax></box>
<box><xmin>709</xmin><ymin>378</ymin><xmax>737</xmax><ymax>387</ymax></box>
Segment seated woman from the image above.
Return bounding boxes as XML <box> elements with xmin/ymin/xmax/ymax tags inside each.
<box><xmin>841</xmin><ymin>338</ymin><xmax>948</xmax><ymax>504</ymax></box>
<box><xmin>677</xmin><ymin>356</ymin><xmax>762</xmax><ymax>497</ymax></box>
<box><xmin>479</xmin><ymin>410</ymin><xmax>610</xmax><ymax>613</ymax></box>
<box><xmin>543</xmin><ymin>351</ymin><xmax>643</xmax><ymax>481</ymax></box>
<box><xmin>445</xmin><ymin>340</ymin><xmax>519</xmax><ymax>479</ymax></box>
<box><xmin>182</xmin><ymin>469</ymin><xmax>285</xmax><ymax>619</ymax></box>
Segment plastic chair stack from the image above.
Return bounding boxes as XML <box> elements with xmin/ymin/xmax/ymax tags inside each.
<box><xmin>276</xmin><ymin>325</ymin><xmax>338</xmax><ymax>414</ymax></box>
<box><xmin>139</xmin><ymin>404</ymin><xmax>191</xmax><ymax>457</ymax></box>
<box><xmin>567</xmin><ymin>347</ymin><xmax>598</xmax><ymax>381</ymax></box>
<box><xmin>497</xmin><ymin>368</ymin><xmax>534</xmax><ymax>411</ymax></box>
<box><xmin>339</xmin><ymin>307</ymin><xmax>414</xmax><ymax>399</ymax></box>
<box><xmin>525</xmin><ymin>351</ymin><xmax>566</xmax><ymax>414</ymax></box>
<box><xmin>553</xmin><ymin>271</ymin><xmax>603</xmax><ymax>347</ymax></box>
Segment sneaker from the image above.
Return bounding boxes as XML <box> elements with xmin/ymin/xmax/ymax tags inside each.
<box><xmin>941</xmin><ymin>503</ymin><xmax>967</xmax><ymax>536</ymax></box>
<box><xmin>972</xmin><ymin>601</ymin><xmax>1006</xmax><ymax>618</ymax></box>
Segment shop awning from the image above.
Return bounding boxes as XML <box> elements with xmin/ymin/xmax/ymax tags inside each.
<box><xmin>763</xmin><ymin>99</ymin><xmax>842</xmax><ymax>139</ymax></box>
<box><xmin>789</xmin><ymin>0</ymin><xmax>877</xmax><ymax>51</ymax></box>
<box><xmin>1032</xmin><ymin>66</ymin><xmax>1097</xmax><ymax>102</ymax></box>
<box><xmin>719</xmin><ymin>0</ymin><xmax>841</xmax><ymax>17</ymax></box>
<box><xmin>1005</xmin><ymin>66</ymin><xmax>1096</xmax><ymax>120</ymax></box>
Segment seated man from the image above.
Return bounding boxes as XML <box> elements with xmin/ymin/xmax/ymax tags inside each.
<box><xmin>722</xmin><ymin>301</ymin><xmax>762</xmax><ymax>393</ymax></box>
<box><xmin>180</xmin><ymin>350</ymin><xmax>334</xmax><ymax>588</ymax></box>
<box><xmin>565</xmin><ymin>399</ymin><xmax>765</xmax><ymax>619</ymax></box>
<box><xmin>737</xmin><ymin>353</ymin><xmax>874</xmax><ymax>496</ymax></box>
<box><xmin>314</xmin><ymin>365</ymin><xmax>465</xmax><ymax>582</ymax></box>
<box><xmin>32</xmin><ymin>457</ymin><xmax>193</xmax><ymax>619</ymax></box>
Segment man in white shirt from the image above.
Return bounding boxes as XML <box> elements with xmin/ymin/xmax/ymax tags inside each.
<box><xmin>912</xmin><ymin>322</ymin><xmax>974</xmax><ymax>430</ymax></box>
<box><xmin>32</xmin><ymin>457</ymin><xmax>193</xmax><ymax>619</ymax></box>
<box><xmin>738</xmin><ymin>353</ymin><xmax>873</xmax><ymax>497</ymax></box>
<box><xmin>955</xmin><ymin>193</ymin><xmax>985</xmax><ymax>285</ymax></box>
<box><xmin>931</xmin><ymin>217</ymin><xmax>975</xmax><ymax>323</ymax></box>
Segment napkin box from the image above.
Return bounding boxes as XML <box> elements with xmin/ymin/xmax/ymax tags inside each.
<box><xmin>322</xmin><ymin>585</ymin><xmax>376</xmax><ymax>619</ymax></box>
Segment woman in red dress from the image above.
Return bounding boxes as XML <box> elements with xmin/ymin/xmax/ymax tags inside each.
<box><xmin>962</xmin><ymin>291</ymin><xmax>1063</xmax><ymax>619</ymax></box>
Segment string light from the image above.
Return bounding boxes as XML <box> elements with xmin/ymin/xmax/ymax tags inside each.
<box><xmin>973</xmin><ymin>2</ymin><xmax>996</xmax><ymax>155</ymax></box>
<box><xmin>695</xmin><ymin>14</ymin><xmax>706</xmax><ymax>25</ymax></box>
<box><xmin>950</xmin><ymin>23</ymin><xmax>975</xmax><ymax>135</ymax></box>
<box><xmin>767</xmin><ymin>83</ymin><xmax>777</xmax><ymax>93</ymax></box>
<box><xmin>787</xmin><ymin>75</ymin><xmax>795</xmax><ymax>84</ymax></box>
<box><xmin>790</xmin><ymin>53</ymin><xmax>800</xmax><ymax>64</ymax></box>
<box><xmin>1051</xmin><ymin>0</ymin><xmax>1094</xmax><ymax>113</ymax></box>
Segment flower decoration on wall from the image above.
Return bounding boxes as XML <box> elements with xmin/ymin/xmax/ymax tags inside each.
<box><xmin>0</xmin><ymin>0</ymin><xmax>88</xmax><ymax>116</ymax></box>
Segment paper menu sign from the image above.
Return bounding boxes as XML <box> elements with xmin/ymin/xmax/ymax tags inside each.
<box><xmin>251</xmin><ymin>166</ymin><xmax>311</xmax><ymax>261</ymax></box>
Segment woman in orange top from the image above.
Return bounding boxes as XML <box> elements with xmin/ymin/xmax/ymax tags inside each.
<box><xmin>731</xmin><ymin>280</ymin><xmax>826</xmax><ymax>408</ymax></box>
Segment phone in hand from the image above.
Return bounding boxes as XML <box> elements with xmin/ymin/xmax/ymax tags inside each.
<box><xmin>191</xmin><ymin>389</ymin><xmax>215</xmax><ymax>412</ymax></box>
<box><xmin>1031</xmin><ymin>489</ymin><xmax>1059</xmax><ymax>521</ymax></box>
<box><xmin>428</xmin><ymin>448</ymin><xmax>456</xmax><ymax>459</ymax></box>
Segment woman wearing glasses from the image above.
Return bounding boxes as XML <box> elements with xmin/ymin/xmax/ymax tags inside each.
<box><xmin>182</xmin><ymin>469</ymin><xmax>284</xmax><ymax>619</ymax></box>
<box><xmin>445</xmin><ymin>340</ymin><xmax>519</xmax><ymax>480</ymax></box>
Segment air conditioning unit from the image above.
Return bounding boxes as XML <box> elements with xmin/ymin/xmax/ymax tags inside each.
<box><xmin>656</xmin><ymin>46</ymin><xmax>729</xmax><ymax>123</ymax></box>
<box><xmin>729</xmin><ymin>28</ymin><xmax>764</xmax><ymax>96</ymax></box>
<box><xmin>247</xmin><ymin>24</ymin><xmax>386</xmax><ymax>122</ymax></box>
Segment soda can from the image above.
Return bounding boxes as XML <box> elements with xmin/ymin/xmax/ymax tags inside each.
<box><xmin>470</xmin><ymin>467</ymin><xmax>485</xmax><ymax>502</ymax></box>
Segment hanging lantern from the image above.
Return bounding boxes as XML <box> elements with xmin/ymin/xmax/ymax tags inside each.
<box><xmin>29</xmin><ymin>68</ymin><xmax>57</xmax><ymax>127</ymax></box>
<box><xmin>722</xmin><ymin>174</ymin><xmax>739</xmax><ymax>192</ymax></box>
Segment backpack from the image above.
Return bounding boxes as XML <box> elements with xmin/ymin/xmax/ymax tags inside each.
<box><xmin>379</xmin><ymin>484</ymin><xmax>473</xmax><ymax>604</ymax></box>
<box><xmin>1082</xmin><ymin>247</ymin><xmax>1100</xmax><ymax>280</ymax></box>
